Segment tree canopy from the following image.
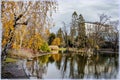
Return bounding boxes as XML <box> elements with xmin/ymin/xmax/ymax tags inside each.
<box><xmin>2</xmin><ymin>0</ymin><xmax>58</xmax><ymax>56</ymax></box>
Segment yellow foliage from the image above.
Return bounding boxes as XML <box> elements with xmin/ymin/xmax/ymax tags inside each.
<box><xmin>52</xmin><ymin>38</ymin><xmax>61</xmax><ymax>46</ymax></box>
<box><xmin>2</xmin><ymin>1</ymin><xmax>58</xmax><ymax>51</ymax></box>
<box><xmin>10</xmin><ymin>25</ymin><xmax>27</xmax><ymax>49</ymax></box>
<box><xmin>23</xmin><ymin>31</ymin><xmax>44</xmax><ymax>50</ymax></box>
<box><xmin>45</xmin><ymin>29</ymin><xmax>50</xmax><ymax>37</ymax></box>
<box><xmin>52</xmin><ymin>54</ymin><xmax>61</xmax><ymax>61</ymax></box>
<box><xmin>95</xmin><ymin>45</ymin><xmax>99</xmax><ymax>50</ymax></box>
<box><xmin>2</xmin><ymin>19</ymin><xmax>14</xmax><ymax>48</ymax></box>
<box><xmin>2</xmin><ymin>39</ymin><xmax>7</xmax><ymax>47</ymax></box>
<box><xmin>12</xmin><ymin>43</ymin><xmax>20</xmax><ymax>50</ymax></box>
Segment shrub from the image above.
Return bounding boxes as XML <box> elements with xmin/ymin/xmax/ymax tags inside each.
<box><xmin>41</xmin><ymin>42</ymin><xmax>51</xmax><ymax>52</ymax></box>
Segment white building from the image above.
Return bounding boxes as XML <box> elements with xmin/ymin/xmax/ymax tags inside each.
<box><xmin>70</xmin><ymin>21</ymin><xmax>116</xmax><ymax>41</ymax></box>
<box><xmin>85</xmin><ymin>22</ymin><xmax>115</xmax><ymax>38</ymax></box>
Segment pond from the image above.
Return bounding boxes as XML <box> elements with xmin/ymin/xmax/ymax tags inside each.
<box><xmin>23</xmin><ymin>53</ymin><xmax>119</xmax><ymax>79</ymax></box>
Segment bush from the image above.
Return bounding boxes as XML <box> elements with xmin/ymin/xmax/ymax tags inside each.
<box><xmin>41</xmin><ymin>42</ymin><xmax>51</xmax><ymax>52</ymax></box>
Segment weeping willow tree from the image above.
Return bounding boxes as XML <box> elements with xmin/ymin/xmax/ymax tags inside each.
<box><xmin>1</xmin><ymin>0</ymin><xmax>58</xmax><ymax>59</ymax></box>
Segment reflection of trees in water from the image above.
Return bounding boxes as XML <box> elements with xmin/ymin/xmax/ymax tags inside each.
<box><xmin>85</xmin><ymin>55</ymin><xmax>118</xmax><ymax>79</ymax></box>
<box><xmin>24</xmin><ymin>53</ymin><xmax>63</xmax><ymax>79</ymax></box>
<box><xmin>24</xmin><ymin>53</ymin><xmax>118</xmax><ymax>79</ymax></box>
<box><xmin>38</xmin><ymin>54</ymin><xmax>51</xmax><ymax>65</ymax></box>
<box><xmin>104</xmin><ymin>55</ymin><xmax>118</xmax><ymax>78</ymax></box>
<box><xmin>24</xmin><ymin>55</ymin><xmax>50</xmax><ymax>79</ymax></box>
<box><xmin>61</xmin><ymin>53</ymin><xmax>87</xmax><ymax>78</ymax></box>
<box><xmin>61</xmin><ymin>54</ymin><xmax>70</xmax><ymax>78</ymax></box>
<box><xmin>76</xmin><ymin>55</ymin><xmax>87</xmax><ymax>78</ymax></box>
<box><xmin>69</xmin><ymin>54</ymin><xmax>74</xmax><ymax>78</ymax></box>
<box><xmin>54</xmin><ymin>54</ymin><xmax>62</xmax><ymax>70</ymax></box>
<box><xmin>61</xmin><ymin>53</ymin><xmax>118</xmax><ymax>79</ymax></box>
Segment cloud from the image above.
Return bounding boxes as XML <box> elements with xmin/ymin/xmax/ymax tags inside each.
<box><xmin>51</xmin><ymin>0</ymin><xmax>119</xmax><ymax>33</ymax></box>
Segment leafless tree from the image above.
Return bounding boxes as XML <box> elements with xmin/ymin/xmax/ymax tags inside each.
<box><xmin>62</xmin><ymin>22</ymin><xmax>68</xmax><ymax>47</ymax></box>
<box><xmin>87</xmin><ymin>13</ymin><xmax>111</xmax><ymax>52</ymax></box>
<box><xmin>106</xmin><ymin>20</ymin><xmax>119</xmax><ymax>51</ymax></box>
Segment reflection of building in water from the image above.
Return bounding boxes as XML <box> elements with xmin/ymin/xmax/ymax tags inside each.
<box><xmin>23</xmin><ymin>58</ymin><xmax>47</xmax><ymax>79</ymax></box>
<box><xmin>61</xmin><ymin>54</ymin><xmax>118</xmax><ymax>79</ymax></box>
<box><xmin>84</xmin><ymin>56</ymin><xmax>118</xmax><ymax>78</ymax></box>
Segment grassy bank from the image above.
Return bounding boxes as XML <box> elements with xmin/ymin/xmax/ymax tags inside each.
<box><xmin>6</xmin><ymin>48</ymin><xmax>53</xmax><ymax>60</ymax></box>
<box><xmin>59</xmin><ymin>48</ymin><xmax>66</xmax><ymax>51</ymax></box>
<box><xmin>7</xmin><ymin>49</ymin><xmax>34</xmax><ymax>59</ymax></box>
<box><xmin>4</xmin><ymin>57</ymin><xmax>18</xmax><ymax>63</ymax></box>
<box><xmin>5</xmin><ymin>48</ymin><xmax>82</xmax><ymax>60</ymax></box>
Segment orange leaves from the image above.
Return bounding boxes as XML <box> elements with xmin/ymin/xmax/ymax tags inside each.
<box><xmin>2</xmin><ymin>19</ymin><xmax>14</xmax><ymax>48</ymax></box>
<box><xmin>45</xmin><ymin>29</ymin><xmax>50</xmax><ymax>37</ymax></box>
<box><xmin>2</xmin><ymin>1</ymin><xmax>58</xmax><ymax>52</ymax></box>
<box><xmin>23</xmin><ymin>31</ymin><xmax>44</xmax><ymax>50</ymax></box>
<box><xmin>2</xmin><ymin>39</ymin><xmax>7</xmax><ymax>47</ymax></box>
<box><xmin>31</xmin><ymin>33</ymin><xmax>43</xmax><ymax>50</ymax></box>
<box><xmin>3</xmin><ymin>20</ymin><xmax>14</xmax><ymax>32</ymax></box>
<box><xmin>12</xmin><ymin>43</ymin><xmax>20</xmax><ymax>50</ymax></box>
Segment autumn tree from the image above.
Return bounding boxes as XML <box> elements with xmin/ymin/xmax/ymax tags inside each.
<box><xmin>12</xmin><ymin>25</ymin><xmax>27</xmax><ymax>50</ymax></box>
<box><xmin>1</xmin><ymin>0</ymin><xmax>58</xmax><ymax>59</ymax></box>
<box><xmin>52</xmin><ymin>37</ymin><xmax>61</xmax><ymax>46</ymax></box>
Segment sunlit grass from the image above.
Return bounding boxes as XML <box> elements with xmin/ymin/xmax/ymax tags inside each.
<box><xmin>7</xmin><ymin>49</ymin><xmax>33</xmax><ymax>59</ymax></box>
<box><xmin>4</xmin><ymin>57</ymin><xmax>17</xmax><ymax>63</ymax></box>
<box><xmin>59</xmin><ymin>48</ymin><xmax>66</xmax><ymax>51</ymax></box>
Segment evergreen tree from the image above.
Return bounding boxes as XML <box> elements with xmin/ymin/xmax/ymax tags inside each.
<box><xmin>48</xmin><ymin>33</ymin><xmax>56</xmax><ymax>45</ymax></box>
<box><xmin>70</xmin><ymin>11</ymin><xmax>78</xmax><ymax>47</ymax></box>
<box><xmin>57</xmin><ymin>28</ymin><xmax>63</xmax><ymax>47</ymax></box>
<box><xmin>77</xmin><ymin>14</ymin><xmax>86</xmax><ymax>48</ymax></box>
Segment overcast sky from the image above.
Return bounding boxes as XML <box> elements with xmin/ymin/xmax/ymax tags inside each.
<box><xmin>50</xmin><ymin>0</ymin><xmax>120</xmax><ymax>33</ymax></box>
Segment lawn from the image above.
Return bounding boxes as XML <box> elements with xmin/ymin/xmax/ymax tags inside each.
<box><xmin>4</xmin><ymin>57</ymin><xmax>18</xmax><ymax>63</ymax></box>
<box><xmin>59</xmin><ymin>48</ymin><xmax>66</xmax><ymax>51</ymax></box>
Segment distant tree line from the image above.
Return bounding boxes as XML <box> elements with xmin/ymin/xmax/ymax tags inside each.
<box><xmin>48</xmin><ymin>11</ymin><xmax>119</xmax><ymax>52</ymax></box>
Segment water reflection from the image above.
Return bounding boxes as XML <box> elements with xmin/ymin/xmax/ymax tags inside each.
<box><xmin>23</xmin><ymin>53</ymin><xmax>118</xmax><ymax>79</ymax></box>
<box><xmin>24</xmin><ymin>58</ymin><xmax>45</xmax><ymax>78</ymax></box>
<box><xmin>85</xmin><ymin>55</ymin><xmax>118</xmax><ymax>79</ymax></box>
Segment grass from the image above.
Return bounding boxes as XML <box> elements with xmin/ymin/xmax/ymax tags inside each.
<box><xmin>7</xmin><ymin>49</ymin><xmax>33</xmax><ymax>59</ymax></box>
<box><xmin>59</xmin><ymin>48</ymin><xmax>66</xmax><ymax>51</ymax></box>
<box><xmin>4</xmin><ymin>57</ymin><xmax>17</xmax><ymax>63</ymax></box>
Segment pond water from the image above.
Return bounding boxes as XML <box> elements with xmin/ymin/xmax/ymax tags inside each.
<box><xmin>23</xmin><ymin>53</ymin><xmax>119</xmax><ymax>79</ymax></box>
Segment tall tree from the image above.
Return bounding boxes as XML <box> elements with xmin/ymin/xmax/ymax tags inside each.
<box><xmin>1</xmin><ymin>0</ymin><xmax>58</xmax><ymax>59</ymax></box>
<box><xmin>106</xmin><ymin>20</ymin><xmax>119</xmax><ymax>51</ymax></box>
<box><xmin>70</xmin><ymin>11</ymin><xmax>78</xmax><ymax>47</ymax></box>
<box><xmin>52</xmin><ymin>37</ymin><xmax>61</xmax><ymax>46</ymax></box>
<box><xmin>56</xmin><ymin>28</ymin><xmax>63</xmax><ymax>47</ymax></box>
<box><xmin>62</xmin><ymin>22</ymin><xmax>68</xmax><ymax>47</ymax></box>
<box><xmin>77</xmin><ymin>14</ymin><xmax>86</xmax><ymax>48</ymax></box>
<box><xmin>48</xmin><ymin>33</ymin><xmax>56</xmax><ymax>45</ymax></box>
<box><xmin>86</xmin><ymin>14</ymin><xmax>111</xmax><ymax>52</ymax></box>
